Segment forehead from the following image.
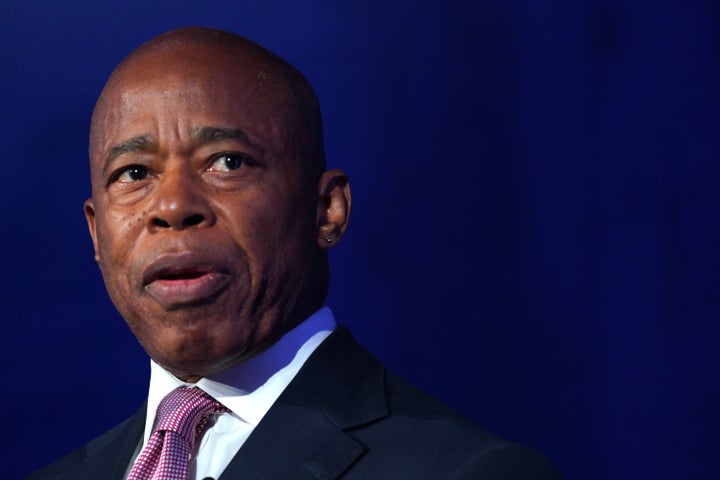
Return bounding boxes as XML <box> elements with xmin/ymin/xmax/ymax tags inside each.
<box><xmin>117</xmin><ymin>41</ymin><xmax>290</xmax><ymax>95</ymax></box>
<box><xmin>92</xmin><ymin>44</ymin><xmax>296</xmax><ymax>161</ymax></box>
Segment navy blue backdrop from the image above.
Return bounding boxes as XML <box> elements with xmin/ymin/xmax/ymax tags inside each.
<box><xmin>2</xmin><ymin>1</ymin><xmax>718</xmax><ymax>479</ymax></box>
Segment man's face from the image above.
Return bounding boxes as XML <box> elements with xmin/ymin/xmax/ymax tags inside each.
<box><xmin>85</xmin><ymin>45</ymin><xmax>323</xmax><ymax>380</ymax></box>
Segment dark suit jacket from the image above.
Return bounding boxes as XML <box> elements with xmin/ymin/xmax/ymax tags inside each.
<box><xmin>25</xmin><ymin>327</ymin><xmax>561</xmax><ymax>479</ymax></box>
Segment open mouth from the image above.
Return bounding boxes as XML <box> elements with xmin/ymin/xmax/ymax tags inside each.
<box><xmin>142</xmin><ymin>254</ymin><xmax>232</xmax><ymax>309</ymax></box>
<box><xmin>154</xmin><ymin>268</ymin><xmax>209</xmax><ymax>282</ymax></box>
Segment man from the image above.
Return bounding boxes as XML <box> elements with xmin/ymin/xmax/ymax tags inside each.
<box><xmin>26</xmin><ymin>27</ymin><xmax>561</xmax><ymax>479</ymax></box>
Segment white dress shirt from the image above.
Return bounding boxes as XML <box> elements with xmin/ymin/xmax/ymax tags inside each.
<box><xmin>126</xmin><ymin>306</ymin><xmax>336</xmax><ymax>480</ymax></box>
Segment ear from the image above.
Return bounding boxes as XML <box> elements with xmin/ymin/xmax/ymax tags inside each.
<box><xmin>316</xmin><ymin>169</ymin><xmax>351</xmax><ymax>250</ymax></box>
<box><xmin>84</xmin><ymin>198</ymin><xmax>100</xmax><ymax>262</ymax></box>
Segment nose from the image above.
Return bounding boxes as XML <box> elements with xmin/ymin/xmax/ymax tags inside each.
<box><xmin>146</xmin><ymin>166</ymin><xmax>215</xmax><ymax>231</ymax></box>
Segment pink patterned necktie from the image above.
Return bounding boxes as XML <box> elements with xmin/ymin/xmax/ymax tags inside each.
<box><xmin>127</xmin><ymin>387</ymin><xmax>228</xmax><ymax>480</ymax></box>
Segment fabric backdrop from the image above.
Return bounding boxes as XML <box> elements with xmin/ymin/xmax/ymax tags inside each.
<box><xmin>1</xmin><ymin>1</ymin><xmax>718</xmax><ymax>479</ymax></box>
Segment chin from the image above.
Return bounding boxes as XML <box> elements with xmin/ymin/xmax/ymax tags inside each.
<box><xmin>156</xmin><ymin>338</ymin><xmax>249</xmax><ymax>379</ymax></box>
<box><xmin>157</xmin><ymin>354</ymin><xmax>225</xmax><ymax>381</ymax></box>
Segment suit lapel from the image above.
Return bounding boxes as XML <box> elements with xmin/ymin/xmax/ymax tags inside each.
<box><xmin>220</xmin><ymin>327</ymin><xmax>388</xmax><ymax>480</ymax></box>
<box><xmin>70</xmin><ymin>404</ymin><xmax>145</xmax><ymax>480</ymax></box>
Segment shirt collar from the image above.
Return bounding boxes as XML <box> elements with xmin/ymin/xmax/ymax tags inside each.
<box><xmin>143</xmin><ymin>306</ymin><xmax>336</xmax><ymax>444</ymax></box>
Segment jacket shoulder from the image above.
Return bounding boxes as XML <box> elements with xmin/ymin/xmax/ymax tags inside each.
<box><xmin>345</xmin><ymin>361</ymin><xmax>562</xmax><ymax>478</ymax></box>
<box><xmin>334</xmin><ymin>344</ymin><xmax>561</xmax><ymax>480</ymax></box>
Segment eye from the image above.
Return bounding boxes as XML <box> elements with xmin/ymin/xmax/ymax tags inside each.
<box><xmin>209</xmin><ymin>153</ymin><xmax>253</xmax><ymax>172</ymax></box>
<box><xmin>110</xmin><ymin>165</ymin><xmax>149</xmax><ymax>183</ymax></box>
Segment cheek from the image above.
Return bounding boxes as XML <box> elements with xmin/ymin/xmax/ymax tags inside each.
<box><xmin>96</xmin><ymin>209</ymin><xmax>145</xmax><ymax>258</ymax></box>
<box><xmin>243</xmin><ymin>203</ymin><xmax>315</xmax><ymax>285</ymax></box>
<box><xmin>94</xmin><ymin>209</ymin><xmax>148</xmax><ymax>301</ymax></box>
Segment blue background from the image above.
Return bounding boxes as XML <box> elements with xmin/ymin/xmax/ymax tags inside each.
<box><xmin>2</xmin><ymin>1</ymin><xmax>719</xmax><ymax>479</ymax></box>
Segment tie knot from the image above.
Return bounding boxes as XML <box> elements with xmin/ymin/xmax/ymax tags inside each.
<box><xmin>154</xmin><ymin>387</ymin><xmax>226</xmax><ymax>444</ymax></box>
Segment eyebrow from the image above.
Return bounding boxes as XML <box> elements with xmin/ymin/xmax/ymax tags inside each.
<box><xmin>106</xmin><ymin>135</ymin><xmax>155</xmax><ymax>165</ymax></box>
<box><xmin>191</xmin><ymin>126</ymin><xmax>249</xmax><ymax>144</ymax></box>
<box><xmin>104</xmin><ymin>127</ymin><xmax>252</xmax><ymax>170</ymax></box>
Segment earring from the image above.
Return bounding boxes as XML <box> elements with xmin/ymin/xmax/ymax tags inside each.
<box><xmin>325</xmin><ymin>236</ymin><xmax>333</xmax><ymax>244</ymax></box>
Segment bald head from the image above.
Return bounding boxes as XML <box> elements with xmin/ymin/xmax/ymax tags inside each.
<box><xmin>90</xmin><ymin>27</ymin><xmax>325</xmax><ymax>183</ymax></box>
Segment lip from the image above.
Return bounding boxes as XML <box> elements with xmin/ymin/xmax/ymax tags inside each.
<box><xmin>142</xmin><ymin>252</ymin><xmax>232</xmax><ymax>309</ymax></box>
